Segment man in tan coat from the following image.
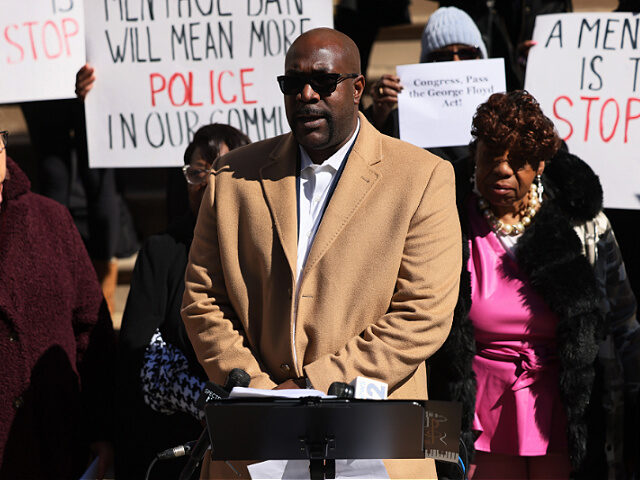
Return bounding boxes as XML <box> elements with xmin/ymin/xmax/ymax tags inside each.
<box><xmin>181</xmin><ymin>28</ymin><xmax>461</xmax><ymax>479</ymax></box>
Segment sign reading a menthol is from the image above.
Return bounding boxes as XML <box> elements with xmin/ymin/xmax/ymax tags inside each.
<box><xmin>84</xmin><ymin>0</ymin><xmax>333</xmax><ymax>168</ymax></box>
<box><xmin>525</xmin><ymin>12</ymin><xmax>640</xmax><ymax>210</ymax></box>
<box><xmin>0</xmin><ymin>0</ymin><xmax>85</xmax><ymax>104</ymax></box>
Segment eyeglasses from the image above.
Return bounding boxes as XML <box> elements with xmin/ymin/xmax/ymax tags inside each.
<box><xmin>0</xmin><ymin>131</ymin><xmax>8</xmax><ymax>153</ymax></box>
<box><xmin>182</xmin><ymin>164</ymin><xmax>213</xmax><ymax>185</ymax></box>
<box><xmin>426</xmin><ymin>46</ymin><xmax>482</xmax><ymax>63</ymax></box>
<box><xmin>277</xmin><ymin>73</ymin><xmax>359</xmax><ymax>96</ymax></box>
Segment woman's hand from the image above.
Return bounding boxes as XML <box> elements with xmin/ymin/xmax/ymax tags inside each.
<box><xmin>75</xmin><ymin>64</ymin><xmax>96</xmax><ymax>100</ymax></box>
<box><xmin>371</xmin><ymin>74</ymin><xmax>403</xmax><ymax>130</ymax></box>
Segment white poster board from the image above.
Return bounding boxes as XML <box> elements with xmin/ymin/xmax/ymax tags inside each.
<box><xmin>0</xmin><ymin>0</ymin><xmax>85</xmax><ymax>104</ymax></box>
<box><xmin>84</xmin><ymin>1</ymin><xmax>333</xmax><ymax>168</ymax></box>
<box><xmin>525</xmin><ymin>12</ymin><xmax>640</xmax><ymax>210</ymax></box>
<box><xmin>397</xmin><ymin>59</ymin><xmax>506</xmax><ymax>149</ymax></box>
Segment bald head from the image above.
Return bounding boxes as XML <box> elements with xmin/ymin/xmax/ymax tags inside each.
<box><xmin>282</xmin><ymin>28</ymin><xmax>365</xmax><ymax>163</ymax></box>
<box><xmin>286</xmin><ymin>28</ymin><xmax>361</xmax><ymax>75</ymax></box>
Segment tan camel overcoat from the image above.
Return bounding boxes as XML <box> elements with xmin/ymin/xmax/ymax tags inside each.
<box><xmin>182</xmin><ymin>113</ymin><xmax>462</xmax><ymax>479</ymax></box>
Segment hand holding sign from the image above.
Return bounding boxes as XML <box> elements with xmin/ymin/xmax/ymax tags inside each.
<box><xmin>75</xmin><ymin>64</ymin><xmax>95</xmax><ymax>100</ymax></box>
<box><xmin>371</xmin><ymin>74</ymin><xmax>403</xmax><ymax>130</ymax></box>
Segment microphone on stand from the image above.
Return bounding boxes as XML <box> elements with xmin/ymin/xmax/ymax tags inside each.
<box><xmin>196</xmin><ymin>367</ymin><xmax>250</xmax><ymax>410</ymax></box>
<box><xmin>328</xmin><ymin>381</ymin><xmax>354</xmax><ymax>398</ymax></box>
<box><xmin>328</xmin><ymin>377</ymin><xmax>389</xmax><ymax>400</ymax></box>
<box><xmin>178</xmin><ymin>368</ymin><xmax>250</xmax><ymax>480</ymax></box>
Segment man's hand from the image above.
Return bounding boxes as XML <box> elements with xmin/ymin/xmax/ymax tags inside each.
<box><xmin>273</xmin><ymin>378</ymin><xmax>306</xmax><ymax>390</ymax></box>
<box><xmin>89</xmin><ymin>441</ymin><xmax>114</xmax><ymax>480</ymax></box>
<box><xmin>75</xmin><ymin>64</ymin><xmax>96</xmax><ymax>100</ymax></box>
<box><xmin>371</xmin><ymin>74</ymin><xmax>403</xmax><ymax>130</ymax></box>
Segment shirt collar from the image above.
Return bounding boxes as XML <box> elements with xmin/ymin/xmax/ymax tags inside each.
<box><xmin>299</xmin><ymin>118</ymin><xmax>360</xmax><ymax>174</ymax></box>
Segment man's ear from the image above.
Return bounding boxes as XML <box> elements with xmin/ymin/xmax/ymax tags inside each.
<box><xmin>353</xmin><ymin>75</ymin><xmax>365</xmax><ymax>105</ymax></box>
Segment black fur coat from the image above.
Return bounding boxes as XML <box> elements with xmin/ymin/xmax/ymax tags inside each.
<box><xmin>428</xmin><ymin>152</ymin><xmax>621</xmax><ymax>479</ymax></box>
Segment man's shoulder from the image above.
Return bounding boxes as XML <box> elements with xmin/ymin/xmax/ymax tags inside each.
<box><xmin>357</xmin><ymin>115</ymin><xmax>450</xmax><ymax>175</ymax></box>
<box><xmin>382</xmin><ymin>134</ymin><xmax>444</xmax><ymax>166</ymax></box>
<box><xmin>213</xmin><ymin>133</ymin><xmax>292</xmax><ymax>174</ymax></box>
<box><xmin>370</xmin><ymin>131</ymin><xmax>453</xmax><ymax>185</ymax></box>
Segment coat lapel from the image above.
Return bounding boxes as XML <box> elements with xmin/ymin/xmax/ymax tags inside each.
<box><xmin>303</xmin><ymin>115</ymin><xmax>381</xmax><ymax>276</ymax></box>
<box><xmin>259</xmin><ymin>134</ymin><xmax>299</xmax><ymax>278</ymax></box>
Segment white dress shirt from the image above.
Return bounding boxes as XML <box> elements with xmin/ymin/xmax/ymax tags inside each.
<box><xmin>296</xmin><ymin>120</ymin><xmax>360</xmax><ymax>284</ymax></box>
<box><xmin>292</xmin><ymin>120</ymin><xmax>360</xmax><ymax>368</ymax></box>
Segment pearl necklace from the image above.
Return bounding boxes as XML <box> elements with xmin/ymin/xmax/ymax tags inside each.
<box><xmin>478</xmin><ymin>183</ymin><xmax>542</xmax><ymax>236</ymax></box>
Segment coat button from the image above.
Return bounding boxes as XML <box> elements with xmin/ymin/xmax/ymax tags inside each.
<box><xmin>280</xmin><ymin>364</ymin><xmax>290</xmax><ymax>372</ymax></box>
<box><xmin>13</xmin><ymin>396</ymin><xmax>24</xmax><ymax>409</ymax></box>
<box><xmin>8</xmin><ymin>332</ymin><xmax>17</xmax><ymax>342</ymax></box>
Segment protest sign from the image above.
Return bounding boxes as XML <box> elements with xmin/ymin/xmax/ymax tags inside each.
<box><xmin>84</xmin><ymin>0</ymin><xmax>332</xmax><ymax>168</ymax></box>
<box><xmin>525</xmin><ymin>12</ymin><xmax>640</xmax><ymax>210</ymax></box>
<box><xmin>0</xmin><ymin>0</ymin><xmax>85</xmax><ymax>104</ymax></box>
<box><xmin>396</xmin><ymin>58</ymin><xmax>506</xmax><ymax>149</ymax></box>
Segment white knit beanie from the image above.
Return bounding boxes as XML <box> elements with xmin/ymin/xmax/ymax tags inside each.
<box><xmin>419</xmin><ymin>7</ymin><xmax>488</xmax><ymax>63</ymax></box>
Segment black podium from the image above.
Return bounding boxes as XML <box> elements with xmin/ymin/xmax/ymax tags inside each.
<box><xmin>204</xmin><ymin>397</ymin><xmax>460</xmax><ymax>479</ymax></box>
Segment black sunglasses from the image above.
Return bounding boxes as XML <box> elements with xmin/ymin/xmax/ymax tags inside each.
<box><xmin>277</xmin><ymin>73</ymin><xmax>359</xmax><ymax>96</ymax></box>
<box><xmin>426</xmin><ymin>46</ymin><xmax>482</xmax><ymax>63</ymax></box>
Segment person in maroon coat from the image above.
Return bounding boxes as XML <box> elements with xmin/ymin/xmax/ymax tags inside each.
<box><xmin>0</xmin><ymin>132</ymin><xmax>115</xmax><ymax>479</ymax></box>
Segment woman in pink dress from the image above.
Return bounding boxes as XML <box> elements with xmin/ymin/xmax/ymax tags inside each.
<box><xmin>428</xmin><ymin>91</ymin><xmax>639</xmax><ymax>480</ymax></box>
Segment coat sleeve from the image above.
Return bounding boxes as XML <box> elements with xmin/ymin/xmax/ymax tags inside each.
<box><xmin>590</xmin><ymin>213</ymin><xmax>640</xmax><ymax>384</ymax></box>
<box><xmin>119</xmin><ymin>236</ymin><xmax>172</xmax><ymax>388</ymax></box>
<box><xmin>303</xmin><ymin>160</ymin><xmax>462</xmax><ymax>393</ymax></box>
<box><xmin>595</xmin><ymin>214</ymin><xmax>640</xmax><ymax>471</ymax></box>
<box><xmin>181</xmin><ymin>174</ymin><xmax>277</xmax><ymax>389</ymax></box>
<box><xmin>66</xmin><ymin>208</ymin><xmax>116</xmax><ymax>444</ymax></box>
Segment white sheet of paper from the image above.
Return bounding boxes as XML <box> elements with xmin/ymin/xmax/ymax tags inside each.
<box><xmin>0</xmin><ymin>0</ymin><xmax>86</xmax><ymax>104</ymax></box>
<box><xmin>524</xmin><ymin>12</ymin><xmax>640</xmax><ymax>210</ymax></box>
<box><xmin>229</xmin><ymin>387</ymin><xmax>331</xmax><ymax>399</ymax></box>
<box><xmin>248</xmin><ymin>459</ymin><xmax>389</xmax><ymax>480</ymax></box>
<box><xmin>397</xmin><ymin>58</ymin><xmax>506</xmax><ymax>148</ymax></box>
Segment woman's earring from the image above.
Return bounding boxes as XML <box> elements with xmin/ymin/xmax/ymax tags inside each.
<box><xmin>536</xmin><ymin>174</ymin><xmax>544</xmax><ymax>203</ymax></box>
<box><xmin>471</xmin><ymin>164</ymin><xmax>481</xmax><ymax>195</ymax></box>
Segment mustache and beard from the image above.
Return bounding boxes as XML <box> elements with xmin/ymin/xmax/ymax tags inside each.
<box><xmin>292</xmin><ymin>107</ymin><xmax>336</xmax><ymax>148</ymax></box>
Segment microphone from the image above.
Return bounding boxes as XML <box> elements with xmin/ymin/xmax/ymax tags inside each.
<box><xmin>196</xmin><ymin>368</ymin><xmax>251</xmax><ymax>410</ymax></box>
<box><xmin>328</xmin><ymin>381</ymin><xmax>354</xmax><ymax>398</ymax></box>
<box><xmin>350</xmin><ymin>376</ymin><xmax>388</xmax><ymax>400</ymax></box>
<box><xmin>328</xmin><ymin>377</ymin><xmax>389</xmax><ymax>400</ymax></box>
<box><xmin>224</xmin><ymin>367</ymin><xmax>251</xmax><ymax>392</ymax></box>
<box><xmin>156</xmin><ymin>441</ymin><xmax>196</xmax><ymax>460</ymax></box>
<box><xmin>178</xmin><ymin>368</ymin><xmax>250</xmax><ymax>480</ymax></box>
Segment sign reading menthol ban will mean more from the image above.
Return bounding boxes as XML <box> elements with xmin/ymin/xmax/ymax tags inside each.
<box><xmin>84</xmin><ymin>0</ymin><xmax>333</xmax><ymax>168</ymax></box>
<box><xmin>525</xmin><ymin>12</ymin><xmax>640</xmax><ymax>210</ymax></box>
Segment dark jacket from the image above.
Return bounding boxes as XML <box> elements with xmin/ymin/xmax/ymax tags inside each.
<box><xmin>116</xmin><ymin>212</ymin><xmax>205</xmax><ymax>479</ymax></box>
<box><xmin>429</xmin><ymin>152</ymin><xmax>640</xmax><ymax>479</ymax></box>
<box><xmin>0</xmin><ymin>158</ymin><xmax>115</xmax><ymax>479</ymax></box>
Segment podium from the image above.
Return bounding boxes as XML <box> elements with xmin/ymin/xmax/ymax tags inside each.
<box><xmin>204</xmin><ymin>397</ymin><xmax>461</xmax><ymax>479</ymax></box>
